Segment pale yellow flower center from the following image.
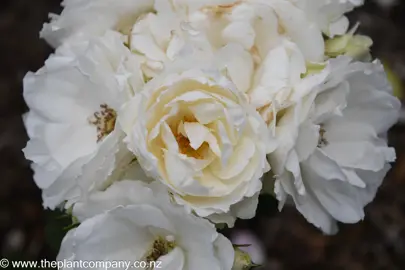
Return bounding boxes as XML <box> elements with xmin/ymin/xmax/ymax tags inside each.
<box><xmin>89</xmin><ymin>104</ymin><xmax>117</xmax><ymax>142</ymax></box>
<box><xmin>145</xmin><ymin>236</ymin><xmax>176</xmax><ymax>263</ymax></box>
<box><xmin>171</xmin><ymin>116</ymin><xmax>209</xmax><ymax>160</ymax></box>
<box><xmin>176</xmin><ymin>133</ymin><xmax>209</xmax><ymax>159</ymax></box>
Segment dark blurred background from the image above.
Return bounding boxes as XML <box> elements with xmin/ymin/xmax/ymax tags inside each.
<box><xmin>0</xmin><ymin>0</ymin><xmax>404</xmax><ymax>269</ymax></box>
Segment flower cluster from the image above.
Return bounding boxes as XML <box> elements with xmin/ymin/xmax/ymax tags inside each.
<box><xmin>24</xmin><ymin>0</ymin><xmax>400</xmax><ymax>268</ymax></box>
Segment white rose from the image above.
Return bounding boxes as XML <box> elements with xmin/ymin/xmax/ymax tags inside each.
<box><xmin>119</xmin><ymin>59</ymin><xmax>275</xmax><ymax>226</ymax></box>
<box><xmin>267</xmin><ymin>57</ymin><xmax>401</xmax><ymax>234</ymax></box>
<box><xmin>23</xmin><ymin>32</ymin><xmax>145</xmax><ymax>209</ymax></box>
<box><xmin>57</xmin><ymin>181</ymin><xmax>234</xmax><ymax>270</ymax></box>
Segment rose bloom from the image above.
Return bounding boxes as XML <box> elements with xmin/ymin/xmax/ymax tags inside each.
<box><xmin>267</xmin><ymin>57</ymin><xmax>401</xmax><ymax>233</ymax></box>
<box><xmin>23</xmin><ymin>32</ymin><xmax>145</xmax><ymax>208</ymax></box>
<box><xmin>58</xmin><ymin>180</ymin><xmax>234</xmax><ymax>270</ymax></box>
<box><xmin>118</xmin><ymin>57</ymin><xmax>275</xmax><ymax>225</ymax></box>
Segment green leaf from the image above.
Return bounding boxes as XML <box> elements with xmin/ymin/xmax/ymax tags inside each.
<box><xmin>44</xmin><ymin>209</ymin><xmax>73</xmax><ymax>253</ymax></box>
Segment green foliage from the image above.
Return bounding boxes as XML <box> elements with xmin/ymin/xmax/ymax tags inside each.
<box><xmin>44</xmin><ymin>209</ymin><xmax>78</xmax><ymax>254</ymax></box>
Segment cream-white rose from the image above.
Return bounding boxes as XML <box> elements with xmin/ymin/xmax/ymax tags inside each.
<box><xmin>23</xmin><ymin>32</ymin><xmax>145</xmax><ymax>209</ymax></box>
<box><xmin>267</xmin><ymin>57</ymin><xmax>401</xmax><ymax>234</ymax></box>
<box><xmin>119</xmin><ymin>62</ymin><xmax>275</xmax><ymax>224</ymax></box>
<box><xmin>58</xmin><ymin>181</ymin><xmax>234</xmax><ymax>270</ymax></box>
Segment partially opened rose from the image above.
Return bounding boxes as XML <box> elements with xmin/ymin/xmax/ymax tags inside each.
<box><xmin>119</xmin><ymin>62</ymin><xmax>276</xmax><ymax>225</ymax></box>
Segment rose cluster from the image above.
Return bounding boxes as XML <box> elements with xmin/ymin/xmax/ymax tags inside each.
<box><xmin>23</xmin><ymin>0</ymin><xmax>400</xmax><ymax>269</ymax></box>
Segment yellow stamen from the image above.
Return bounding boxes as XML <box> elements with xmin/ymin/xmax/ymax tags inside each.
<box><xmin>144</xmin><ymin>236</ymin><xmax>176</xmax><ymax>263</ymax></box>
<box><xmin>89</xmin><ymin>104</ymin><xmax>117</xmax><ymax>142</ymax></box>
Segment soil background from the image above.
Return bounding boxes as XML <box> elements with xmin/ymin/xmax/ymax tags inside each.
<box><xmin>0</xmin><ymin>1</ymin><xmax>404</xmax><ymax>269</ymax></box>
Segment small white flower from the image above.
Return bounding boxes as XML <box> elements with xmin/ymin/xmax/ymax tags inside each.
<box><xmin>118</xmin><ymin>57</ymin><xmax>275</xmax><ymax>226</ymax></box>
<box><xmin>57</xmin><ymin>181</ymin><xmax>234</xmax><ymax>270</ymax></box>
<box><xmin>267</xmin><ymin>57</ymin><xmax>401</xmax><ymax>234</ymax></box>
<box><xmin>23</xmin><ymin>32</ymin><xmax>145</xmax><ymax>209</ymax></box>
